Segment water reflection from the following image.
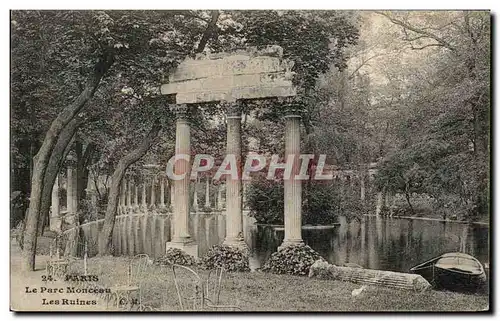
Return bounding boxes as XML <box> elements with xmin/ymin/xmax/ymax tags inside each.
<box><xmin>245</xmin><ymin>216</ymin><xmax>489</xmax><ymax>273</ymax></box>
<box><xmin>180</xmin><ymin>214</ymin><xmax>489</xmax><ymax>273</ymax></box>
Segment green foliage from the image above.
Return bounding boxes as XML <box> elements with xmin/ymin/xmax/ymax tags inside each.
<box><xmin>247</xmin><ymin>176</ymin><xmax>359</xmax><ymax>225</ymax></box>
<box><xmin>262</xmin><ymin>244</ymin><xmax>325</xmax><ymax>276</ymax></box>
<box><xmin>154</xmin><ymin>248</ymin><xmax>197</xmax><ymax>266</ymax></box>
<box><xmin>303</xmin><ymin>182</ymin><xmax>342</xmax><ymax>225</ymax></box>
<box><xmin>199</xmin><ymin>244</ymin><xmax>250</xmax><ymax>272</ymax></box>
<box><xmin>246</xmin><ymin>179</ymin><xmax>284</xmax><ymax>225</ymax></box>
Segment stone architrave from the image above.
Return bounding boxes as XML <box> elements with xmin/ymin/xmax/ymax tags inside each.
<box><xmin>161</xmin><ymin>47</ymin><xmax>296</xmax><ymax>104</ymax></box>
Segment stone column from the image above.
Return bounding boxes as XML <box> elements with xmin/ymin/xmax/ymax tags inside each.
<box><xmin>170</xmin><ymin>181</ymin><xmax>175</xmax><ymax>209</ymax></box>
<box><xmin>217</xmin><ymin>185</ymin><xmax>223</xmax><ymax>210</ymax></box>
<box><xmin>166</xmin><ymin>105</ymin><xmax>197</xmax><ymax>257</ymax></box>
<box><xmin>160</xmin><ymin>177</ymin><xmax>166</xmax><ymax>208</ymax></box>
<box><xmin>223</xmin><ymin>102</ymin><xmax>246</xmax><ymax>249</ymax></box>
<box><xmin>133</xmin><ymin>183</ymin><xmax>139</xmax><ymax>211</ymax></box>
<box><xmin>204</xmin><ymin>177</ymin><xmax>210</xmax><ymax>209</ymax></box>
<box><xmin>192</xmin><ymin>179</ymin><xmax>199</xmax><ymax>212</ymax></box>
<box><xmin>66</xmin><ymin>158</ymin><xmax>77</xmax><ymax>224</ymax></box>
<box><xmin>281</xmin><ymin>111</ymin><xmax>304</xmax><ymax>248</ymax></box>
<box><xmin>150</xmin><ymin>177</ymin><xmax>156</xmax><ymax>208</ymax></box>
<box><xmin>120</xmin><ymin>179</ymin><xmax>127</xmax><ymax>213</ymax></box>
<box><xmin>127</xmin><ymin>178</ymin><xmax>133</xmax><ymax>212</ymax></box>
<box><xmin>50</xmin><ymin>175</ymin><xmax>61</xmax><ymax>232</ymax></box>
<box><xmin>375</xmin><ymin>190</ymin><xmax>384</xmax><ymax>216</ymax></box>
<box><xmin>141</xmin><ymin>182</ymin><xmax>147</xmax><ymax>211</ymax></box>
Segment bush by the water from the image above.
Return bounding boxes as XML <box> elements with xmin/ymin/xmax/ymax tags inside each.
<box><xmin>247</xmin><ymin>177</ymin><xmax>345</xmax><ymax>225</ymax></box>
<box><xmin>199</xmin><ymin>244</ymin><xmax>250</xmax><ymax>272</ymax></box>
<box><xmin>262</xmin><ymin>244</ymin><xmax>326</xmax><ymax>276</ymax></box>
<box><xmin>154</xmin><ymin>248</ymin><xmax>197</xmax><ymax>266</ymax></box>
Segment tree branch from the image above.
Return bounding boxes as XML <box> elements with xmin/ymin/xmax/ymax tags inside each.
<box><xmin>375</xmin><ymin>11</ymin><xmax>456</xmax><ymax>51</ymax></box>
<box><xmin>195</xmin><ymin>10</ymin><xmax>220</xmax><ymax>54</ymax></box>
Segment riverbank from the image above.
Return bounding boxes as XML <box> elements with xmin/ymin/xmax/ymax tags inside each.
<box><xmin>364</xmin><ymin>214</ymin><xmax>489</xmax><ymax>226</ymax></box>
<box><xmin>67</xmin><ymin>256</ymin><xmax>488</xmax><ymax>311</ymax></box>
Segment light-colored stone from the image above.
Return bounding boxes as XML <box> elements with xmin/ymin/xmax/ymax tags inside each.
<box><xmin>309</xmin><ymin>260</ymin><xmax>431</xmax><ymax>292</ymax></box>
<box><xmin>223</xmin><ymin>103</ymin><xmax>247</xmax><ymax>249</ymax></box>
<box><xmin>164</xmin><ymin>83</ymin><xmax>296</xmax><ymax>104</ymax></box>
<box><xmin>161</xmin><ymin>47</ymin><xmax>296</xmax><ymax>104</ymax></box>
<box><xmin>50</xmin><ymin>175</ymin><xmax>61</xmax><ymax>232</ymax></box>
<box><xmin>281</xmin><ymin>114</ymin><xmax>303</xmax><ymax>247</ymax></box>
<box><xmin>171</xmin><ymin>108</ymin><xmax>193</xmax><ymax>244</ymax></box>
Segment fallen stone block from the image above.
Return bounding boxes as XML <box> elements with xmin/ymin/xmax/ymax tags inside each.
<box><xmin>309</xmin><ymin>260</ymin><xmax>431</xmax><ymax>292</ymax></box>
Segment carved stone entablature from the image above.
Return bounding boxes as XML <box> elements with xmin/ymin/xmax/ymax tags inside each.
<box><xmin>161</xmin><ymin>46</ymin><xmax>297</xmax><ymax>105</ymax></box>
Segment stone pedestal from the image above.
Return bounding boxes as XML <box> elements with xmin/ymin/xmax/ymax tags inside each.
<box><xmin>280</xmin><ymin>114</ymin><xmax>304</xmax><ymax>248</ymax></box>
<box><xmin>223</xmin><ymin>102</ymin><xmax>247</xmax><ymax>249</ymax></box>
<box><xmin>168</xmin><ymin>105</ymin><xmax>197</xmax><ymax>256</ymax></box>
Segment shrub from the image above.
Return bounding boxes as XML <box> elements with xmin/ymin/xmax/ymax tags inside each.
<box><xmin>154</xmin><ymin>248</ymin><xmax>197</xmax><ymax>266</ymax></box>
<box><xmin>199</xmin><ymin>244</ymin><xmax>250</xmax><ymax>272</ymax></box>
<box><xmin>262</xmin><ymin>244</ymin><xmax>326</xmax><ymax>276</ymax></box>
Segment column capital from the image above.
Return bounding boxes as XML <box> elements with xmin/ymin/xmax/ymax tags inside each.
<box><xmin>65</xmin><ymin>152</ymin><xmax>77</xmax><ymax>167</ymax></box>
<box><xmin>278</xmin><ymin>96</ymin><xmax>302</xmax><ymax>117</ymax></box>
<box><xmin>221</xmin><ymin>100</ymin><xmax>243</xmax><ymax>118</ymax></box>
<box><xmin>170</xmin><ymin>104</ymin><xmax>189</xmax><ymax>120</ymax></box>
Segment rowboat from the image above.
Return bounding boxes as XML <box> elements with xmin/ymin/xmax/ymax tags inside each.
<box><xmin>410</xmin><ymin>252</ymin><xmax>486</xmax><ymax>292</ymax></box>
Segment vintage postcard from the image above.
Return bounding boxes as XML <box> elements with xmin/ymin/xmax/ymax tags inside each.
<box><xmin>10</xmin><ymin>9</ymin><xmax>491</xmax><ymax>312</ymax></box>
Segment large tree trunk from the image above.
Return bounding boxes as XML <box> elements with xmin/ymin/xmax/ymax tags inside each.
<box><xmin>38</xmin><ymin>117</ymin><xmax>83</xmax><ymax>235</ymax></box>
<box><xmin>77</xmin><ymin>142</ymin><xmax>96</xmax><ymax>203</ymax></box>
<box><xmin>22</xmin><ymin>54</ymin><xmax>114</xmax><ymax>271</ymax></box>
<box><xmin>98</xmin><ymin>120</ymin><xmax>161</xmax><ymax>255</ymax></box>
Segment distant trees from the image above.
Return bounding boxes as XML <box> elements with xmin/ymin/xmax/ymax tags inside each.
<box><xmin>374</xmin><ymin>11</ymin><xmax>490</xmax><ymax>220</ymax></box>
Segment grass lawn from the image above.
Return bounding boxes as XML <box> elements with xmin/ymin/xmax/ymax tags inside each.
<box><xmin>69</xmin><ymin>256</ymin><xmax>489</xmax><ymax>312</ymax></box>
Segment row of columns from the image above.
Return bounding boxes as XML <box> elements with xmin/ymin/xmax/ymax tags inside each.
<box><xmin>50</xmin><ymin>158</ymin><xmax>78</xmax><ymax>232</ymax></box>
<box><xmin>116</xmin><ymin>176</ymin><xmax>230</xmax><ymax>214</ymax></box>
<box><xmin>166</xmin><ymin>100</ymin><xmax>304</xmax><ymax>257</ymax></box>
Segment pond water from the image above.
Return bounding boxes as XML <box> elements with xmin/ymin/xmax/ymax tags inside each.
<box><xmin>247</xmin><ymin>216</ymin><xmax>490</xmax><ymax>273</ymax></box>
<box><xmin>108</xmin><ymin>213</ymin><xmax>489</xmax><ymax>274</ymax></box>
<box><xmin>188</xmin><ymin>214</ymin><xmax>488</xmax><ymax>273</ymax></box>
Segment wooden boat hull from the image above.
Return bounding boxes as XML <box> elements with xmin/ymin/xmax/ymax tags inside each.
<box><xmin>433</xmin><ymin>266</ymin><xmax>486</xmax><ymax>292</ymax></box>
<box><xmin>410</xmin><ymin>253</ymin><xmax>486</xmax><ymax>292</ymax></box>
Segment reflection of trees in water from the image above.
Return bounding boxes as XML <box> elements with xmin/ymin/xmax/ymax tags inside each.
<box><xmin>248</xmin><ymin>218</ymin><xmax>489</xmax><ymax>273</ymax></box>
